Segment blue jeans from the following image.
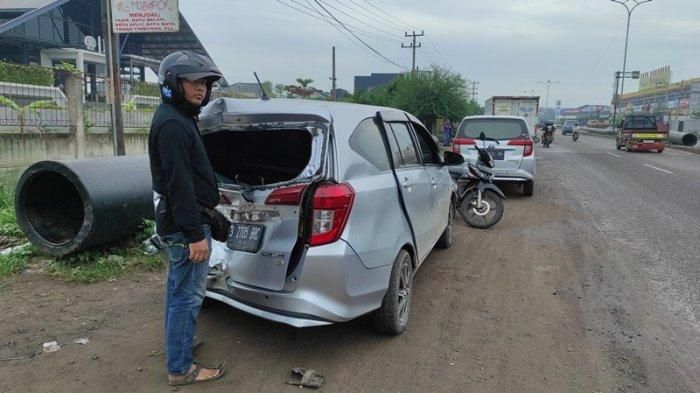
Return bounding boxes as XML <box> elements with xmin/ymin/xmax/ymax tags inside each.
<box><xmin>443</xmin><ymin>128</ymin><xmax>452</xmax><ymax>145</ymax></box>
<box><xmin>162</xmin><ymin>226</ymin><xmax>211</xmax><ymax>375</ymax></box>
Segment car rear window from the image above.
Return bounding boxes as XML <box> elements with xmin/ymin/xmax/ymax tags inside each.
<box><xmin>457</xmin><ymin>118</ymin><xmax>528</xmax><ymax>140</ymax></box>
<box><xmin>623</xmin><ymin>116</ymin><xmax>656</xmax><ymax>129</ymax></box>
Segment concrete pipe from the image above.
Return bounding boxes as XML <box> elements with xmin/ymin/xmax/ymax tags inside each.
<box><xmin>669</xmin><ymin>131</ymin><xmax>698</xmax><ymax>147</ymax></box>
<box><xmin>14</xmin><ymin>155</ymin><xmax>154</xmax><ymax>256</ymax></box>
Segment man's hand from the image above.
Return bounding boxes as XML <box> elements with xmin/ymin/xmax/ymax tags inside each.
<box><xmin>189</xmin><ymin>239</ymin><xmax>209</xmax><ymax>263</ymax></box>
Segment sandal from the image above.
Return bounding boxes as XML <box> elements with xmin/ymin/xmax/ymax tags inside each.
<box><xmin>168</xmin><ymin>362</ymin><xmax>226</xmax><ymax>386</ymax></box>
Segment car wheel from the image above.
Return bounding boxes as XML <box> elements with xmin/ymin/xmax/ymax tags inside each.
<box><xmin>435</xmin><ymin>201</ymin><xmax>454</xmax><ymax>249</ymax></box>
<box><xmin>523</xmin><ymin>181</ymin><xmax>534</xmax><ymax>197</ymax></box>
<box><xmin>373</xmin><ymin>250</ymin><xmax>413</xmax><ymax>335</ymax></box>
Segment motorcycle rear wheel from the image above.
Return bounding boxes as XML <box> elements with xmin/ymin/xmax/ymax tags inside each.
<box><xmin>458</xmin><ymin>190</ymin><xmax>504</xmax><ymax>229</ymax></box>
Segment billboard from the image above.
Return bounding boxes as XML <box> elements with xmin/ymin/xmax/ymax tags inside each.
<box><xmin>111</xmin><ymin>0</ymin><xmax>179</xmax><ymax>33</ymax></box>
<box><xmin>639</xmin><ymin>66</ymin><xmax>671</xmax><ymax>91</ymax></box>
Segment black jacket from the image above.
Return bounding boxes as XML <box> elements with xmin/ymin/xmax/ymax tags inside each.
<box><xmin>148</xmin><ymin>103</ymin><xmax>219</xmax><ymax>242</ymax></box>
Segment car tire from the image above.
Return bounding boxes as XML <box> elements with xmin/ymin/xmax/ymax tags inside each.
<box><xmin>435</xmin><ymin>201</ymin><xmax>454</xmax><ymax>249</ymax></box>
<box><xmin>523</xmin><ymin>181</ymin><xmax>534</xmax><ymax>197</ymax></box>
<box><xmin>373</xmin><ymin>250</ymin><xmax>413</xmax><ymax>335</ymax></box>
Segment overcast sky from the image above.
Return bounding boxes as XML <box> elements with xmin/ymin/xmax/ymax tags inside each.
<box><xmin>178</xmin><ymin>0</ymin><xmax>699</xmax><ymax>108</ymax></box>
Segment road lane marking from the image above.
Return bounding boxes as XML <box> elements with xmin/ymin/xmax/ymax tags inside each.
<box><xmin>606</xmin><ymin>152</ymin><xmax>622</xmax><ymax>158</ymax></box>
<box><xmin>643</xmin><ymin>164</ymin><xmax>673</xmax><ymax>174</ymax></box>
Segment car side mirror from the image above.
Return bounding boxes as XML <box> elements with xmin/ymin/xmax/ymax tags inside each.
<box><xmin>443</xmin><ymin>151</ymin><xmax>464</xmax><ymax>166</ymax></box>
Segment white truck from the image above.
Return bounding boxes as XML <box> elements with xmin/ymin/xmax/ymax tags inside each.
<box><xmin>484</xmin><ymin>96</ymin><xmax>540</xmax><ymax>133</ymax></box>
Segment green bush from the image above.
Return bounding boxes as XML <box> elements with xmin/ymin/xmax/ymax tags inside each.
<box><xmin>131</xmin><ymin>81</ymin><xmax>160</xmax><ymax>97</ymax></box>
<box><xmin>0</xmin><ymin>62</ymin><xmax>54</xmax><ymax>86</ymax></box>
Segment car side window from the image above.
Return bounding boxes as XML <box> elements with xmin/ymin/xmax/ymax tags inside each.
<box><xmin>411</xmin><ymin>121</ymin><xmax>440</xmax><ymax>165</ymax></box>
<box><xmin>349</xmin><ymin>118</ymin><xmax>391</xmax><ymax>171</ymax></box>
<box><xmin>388</xmin><ymin>122</ymin><xmax>420</xmax><ymax>167</ymax></box>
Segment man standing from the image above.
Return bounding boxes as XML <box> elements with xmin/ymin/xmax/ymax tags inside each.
<box><xmin>148</xmin><ymin>50</ymin><xmax>225</xmax><ymax>386</ymax></box>
<box><xmin>443</xmin><ymin>117</ymin><xmax>454</xmax><ymax>146</ymax></box>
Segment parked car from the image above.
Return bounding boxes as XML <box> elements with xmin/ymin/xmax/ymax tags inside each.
<box><xmin>561</xmin><ymin>120</ymin><xmax>579</xmax><ymax>135</ymax></box>
<box><xmin>452</xmin><ymin>115</ymin><xmax>536</xmax><ymax>196</ymax></box>
<box><xmin>198</xmin><ymin>98</ymin><xmax>464</xmax><ymax>334</ymax></box>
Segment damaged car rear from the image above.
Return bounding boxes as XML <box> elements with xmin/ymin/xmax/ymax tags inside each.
<box><xmin>199</xmin><ymin>98</ymin><xmax>463</xmax><ymax>334</ymax></box>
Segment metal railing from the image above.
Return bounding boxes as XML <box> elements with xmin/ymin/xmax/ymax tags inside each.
<box><xmin>0</xmin><ymin>66</ymin><xmax>160</xmax><ymax>133</ymax></box>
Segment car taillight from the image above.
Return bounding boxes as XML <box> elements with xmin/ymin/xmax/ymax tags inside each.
<box><xmin>309</xmin><ymin>182</ymin><xmax>355</xmax><ymax>247</ymax></box>
<box><xmin>265</xmin><ymin>184</ymin><xmax>307</xmax><ymax>205</ymax></box>
<box><xmin>508</xmin><ymin>138</ymin><xmax>534</xmax><ymax>157</ymax></box>
<box><xmin>452</xmin><ymin>137</ymin><xmax>475</xmax><ymax>153</ymax></box>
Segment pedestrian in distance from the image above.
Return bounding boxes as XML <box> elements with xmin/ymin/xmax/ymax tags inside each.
<box><xmin>148</xmin><ymin>50</ymin><xmax>226</xmax><ymax>386</ymax></box>
<box><xmin>443</xmin><ymin>117</ymin><xmax>454</xmax><ymax>146</ymax></box>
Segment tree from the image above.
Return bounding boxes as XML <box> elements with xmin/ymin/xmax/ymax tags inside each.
<box><xmin>0</xmin><ymin>95</ymin><xmax>59</xmax><ymax>133</ymax></box>
<box><xmin>284</xmin><ymin>77</ymin><xmax>315</xmax><ymax>98</ymax></box>
<box><xmin>347</xmin><ymin>68</ymin><xmax>475</xmax><ymax>132</ymax></box>
<box><xmin>261</xmin><ymin>81</ymin><xmax>273</xmax><ymax>98</ymax></box>
<box><xmin>273</xmin><ymin>83</ymin><xmax>286</xmax><ymax>98</ymax></box>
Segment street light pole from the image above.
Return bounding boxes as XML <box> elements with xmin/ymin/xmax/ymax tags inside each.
<box><xmin>537</xmin><ymin>80</ymin><xmax>559</xmax><ymax>121</ymax></box>
<box><xmin>611</xmin><ymin>0</ymin><xmax>653</xmax><ymax>119</ymax></box>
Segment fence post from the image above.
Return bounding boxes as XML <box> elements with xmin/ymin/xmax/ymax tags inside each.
<box><xmin>65</xmin><ymin>72</ymin><xmax>86</xmax><ymax>159</ymax></box>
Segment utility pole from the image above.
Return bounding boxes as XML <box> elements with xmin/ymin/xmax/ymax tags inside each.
<box><xmin>330</xmin><ymin>46</ymin><xmax>337</xmax><ymax>101</ymax></box>
<box><xmin>101</xmin><ymin>0</ymin><xmax>125</xmax><ymax>156</ymax></box>
<box><xmin>537</xmin><ymin>80</ymin><xmax>559</xmax><ymax>121</ymax></box>
<box><xmin>610</xmin><ymin>0</ymin><xmax>653</xmax><ymax>126</ymax></box>
<box><xmin>467</xmin><ymin>81</ymin><xmax>479</xmax><ymax>101</ymax></box>
<box><xmin>401</xmin><ymin>30</ymin><xmax>423</xmax><ymax>72</ymax></box>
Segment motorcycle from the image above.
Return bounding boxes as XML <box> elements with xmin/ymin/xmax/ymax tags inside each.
<box><xmin>572</xmin><ymin>129</ymin><xmax>579</xmax><ymax>142</ymax></box>
<box><xmin>542</xmin><ymin>126</ymin><xmax>554</xmax><ymax>148</ymax></box>
<box><xmin>448</xmin><ymin>133</ymin><xmax>505</xmax><ymax>229</ymax></box>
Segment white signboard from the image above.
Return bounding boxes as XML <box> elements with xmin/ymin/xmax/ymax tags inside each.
<box><xmin>111</xmin><ymin>0</ymin><xmax>179</xmax><ymax>33</ymax></box>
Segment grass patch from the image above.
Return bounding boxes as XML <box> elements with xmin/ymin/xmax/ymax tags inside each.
<box><xmin>0</xmin><ymin>186</ymin><xmax>22</xmax><ymax>238</ymax></box>
<box><xmin>1</xmin><ymin>187</ymin><xmax>162</xmax><ymax>282</ymax></box>
<box><xmin>0</xmin><ymin>245</ymin><xmax>34</xmax><ymax>277</ymax></box>
<box><xmin>48</xmin><ymin>220</ymin><xmax>162</xmax><ymax>283</ymax></box>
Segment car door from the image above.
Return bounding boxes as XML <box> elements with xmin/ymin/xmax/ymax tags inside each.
<box><xmin>409</xmin><ymin>120</ymin><xmax>451</xmax><ymax>248</ymax></box>
<box><xmin>384</xmin><ymin>121</ymin><xmax>434</xmax><ymax>262</ymax></box>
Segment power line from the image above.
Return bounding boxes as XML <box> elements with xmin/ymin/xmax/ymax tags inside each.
<box><xmin>332</xmin><ymin>0</ymin><xmax>405</xmax><ymax>33</ymax></box>
<box><xmin>278</xmin><ymin>0</ymin><xmax>403</xmax><ymax>44</ymax></box>
<box><xmin>312</xmin><ymin>0</ymin><xmax>407</xmax><ymax>70</ymax></box>
<box><xmin>350</xmin><ymin>0</ymin><xmax>449</xmax><ymax>68</ymax></box>
<box><xmin>317</xmin><ymin>0</ymin><xmax>403</xmax><ymax>42</ymax></box>
<box><xmin>361</xmin><ymin>0</ymin><xmax>419</xmax><ymax>31</ymax></box>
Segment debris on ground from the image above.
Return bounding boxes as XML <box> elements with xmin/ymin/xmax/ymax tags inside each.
<box><xmin>42</xmin><ymin>341</ymin><xmax>61</xmax><ymax>353</ymax></box>
<box><xmin>73</xmin><ymin>338</ymin><xmax>89</xmax><ymax>345</ymax></box>
<box><xmin>285</xmin><ymin>367</ymin><xmax>324</xmax><ymax>389</ymax></box>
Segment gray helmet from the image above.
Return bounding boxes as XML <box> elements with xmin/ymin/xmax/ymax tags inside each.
<box><xmin>158</xmin><ymin>50</ymin><xmax>222</xmax><ymax>106</ymax></box>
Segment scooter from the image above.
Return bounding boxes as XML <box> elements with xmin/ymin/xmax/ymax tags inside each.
<box><xmin>448</xmin><ymin>133</ymin><xmax>505</xmax><ymax>229</ymax></box>
<box><xmin>542</xmin><ymin>129</ymin><xmax>553</xmax><ymax>147</ymax></box>
<box><xmin>572</xmin><ymin>129</ymin><xmax>579</xmax><ymax>142</ymax></box>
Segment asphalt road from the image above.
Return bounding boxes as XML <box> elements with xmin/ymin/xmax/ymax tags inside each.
<box><xmin>1</xmin><ymin>133</ymin><xmax>698</xmax><ymax>392</ymax></box>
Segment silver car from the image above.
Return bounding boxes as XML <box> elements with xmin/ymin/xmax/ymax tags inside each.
<box><xmin>452</xmin><ymin>115</ymin><xmax>536</xmax><ymax>196</ymax></box>
<box><xmin>198</xmin><ymin>98</ymin><xmax>464</xmax><ymax>334</ymax></box>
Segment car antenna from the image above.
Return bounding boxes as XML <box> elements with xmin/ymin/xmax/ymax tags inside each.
<box><xmin>253</xmin><ymin>72</ymin><xmax>270</xmax><ymax>101</ymax></box>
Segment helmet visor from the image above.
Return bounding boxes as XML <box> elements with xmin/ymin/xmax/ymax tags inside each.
<box><xmin>179</xmin><ymin>71</ymin><xmax>222</xmax><ymax>82</ymax></box>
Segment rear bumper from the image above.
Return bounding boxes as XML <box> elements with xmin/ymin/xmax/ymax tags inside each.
<box><xmin>492</xmin><ymin>158</ymin><xmax>536</xmax><ymax>183</ymax></box>
<box><xmin>205</xmin><ymin>240</ymin><xmax>392</xmax><ymax>328</ymax></box>
<box><xmin>627</xmin><ymin>141</ymin><xmax>666</xmax><ymax>150</ymax></box>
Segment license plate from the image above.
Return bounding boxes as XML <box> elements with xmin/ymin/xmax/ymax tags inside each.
<box><xmin>486</xmin><ymin>149</ymin><xmax>505</xmax><ymax>160</ymax></box>
<box><xmin>227</xmin><ymin>224</ymin><xmax>265</xmax><ymax>253</ymax></box>
<box><xmin>643</xmin><ymin>140</ymin><xmax>655</xmax><ymax>143</ymax></box>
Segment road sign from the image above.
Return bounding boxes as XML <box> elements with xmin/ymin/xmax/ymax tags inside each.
<box><xmin>111</xmin><ymin>0</ymin><xmax>179</xmax><ymax>33</ymax></box>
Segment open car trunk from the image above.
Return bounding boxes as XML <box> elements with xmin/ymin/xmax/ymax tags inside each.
<box><xmin>199</xmin><ymin>99</ymin><xmax>330</xmax><ymax>291</ymax></box>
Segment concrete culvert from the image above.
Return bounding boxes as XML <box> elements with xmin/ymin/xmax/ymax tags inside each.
<box><xmin>14</xmin><ymin>155</ymin><xmax>154</xmax><ymax>256</ymax></box>
<box><xmin>669</xmin><ymin>131</ymin><xmax>698</xmax><ymax>147</ymax></box>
